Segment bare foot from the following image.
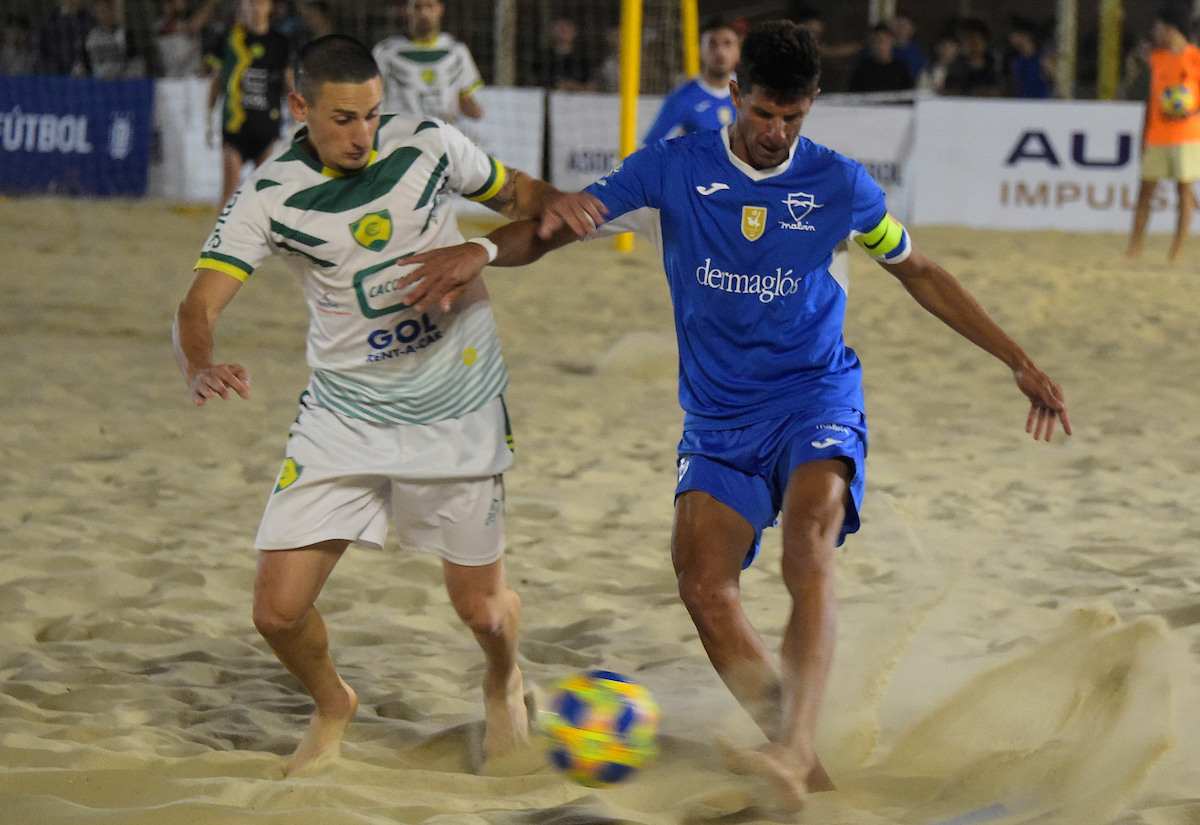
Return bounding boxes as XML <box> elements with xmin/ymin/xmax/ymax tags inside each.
<box><xmin>481</xmin><ymin>665</ymin><xmax>530</xmax><ymax>760</ymax></box>
<box><xmin>283</xmin><ymin>677</ymin><xmax>357</xmax><ymax>777</ymax></box>
<box><xmin>717</xmin><ymin>738</ymin><xmax>810</xmax><ymax>814</ymax></box>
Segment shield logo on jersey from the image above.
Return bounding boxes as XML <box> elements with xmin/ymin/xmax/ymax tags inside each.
<box><xmin>350</xmin><ymin>210</ymin><xmax>393</xmax><ymax>251</ymax></box>
<box><xmin>741</xmin><ymin>206</ymin><xmax>767</xmax><ymax>241</ymax></box>
<box><xmin>422</xmin><ymin>68</ymin><xmax>436</xmax><ymax>85</ymax></box>
<box><xmin>784</xmin><ymin>191</ymin><xmax>822</xmax><ymax>224</ymax></box>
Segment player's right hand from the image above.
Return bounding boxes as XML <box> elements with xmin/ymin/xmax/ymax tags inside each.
<box><xmin>188</xmin><ymin>364</ymin><xmax>251</xmax><ymax>406</ymax></box>
<box><xmin>538</xmin><ymin>191</ymin><xmax>608</xmax><ymax>240</ymax></box>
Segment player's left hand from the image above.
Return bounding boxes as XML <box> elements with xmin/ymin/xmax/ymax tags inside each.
<box><xmin>1013</xmin><ymin>363</ymin><xmax>1072</xmax><ymax>441</ymax></box>
<box><xmin>395</xmin><ymin>242</ymin><xmax>490</xmax><ymax>313</ymax></box>
<box><xmin>538</xmin><ymin>191</ymin><xmax>609</xmax><ymax>240</ymax></box>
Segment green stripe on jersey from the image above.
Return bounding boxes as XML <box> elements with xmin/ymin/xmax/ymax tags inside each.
<box><xmin>277</xmin><ymin>241</ymin><xmax>335</xmax><ymax>267</ymax></box>
<box><xmin>284</xmin><ymin>146</ymin><xmax>423</xmax><ymax>213</ymax></box>
<box><xmin>270</xmin><ymin>219</ymin><xmax>327</xmax><ymax>246</ymax></box>
<box><xmin>256</xmin><ymin>178</ymin><xmax>281</xmax><ymax>191</ymax></box>
<box><xmin>397</xmin><ymin>49</ymin><xmax>450</xmax><ymax>63</ymax></box>
<box><xmin>414</xmin><ymin>154</ymin><xmax>449</xmax><ymax>211</ymax></box>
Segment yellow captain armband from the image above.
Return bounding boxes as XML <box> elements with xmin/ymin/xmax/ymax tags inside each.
<box><xmin>195</xmin><ymin>253</ymin><xmax>254</xmax><ymax>282</ymax></box>
<box><xmin>853</xmin><ymin>212</ymin><xmax>912</xmax><ymax>264</ymax></box>
<box><xmin>464</xmin><ymin>157</ymin><xmax>507</xmax><ymax>202</ymax></box>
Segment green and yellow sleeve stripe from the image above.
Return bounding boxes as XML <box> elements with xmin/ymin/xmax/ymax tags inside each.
<box><xmin>464</xmin><ymin>157</ymin><xmax>506</xmax><ymax>202</ymax></box>
<box><xmin>195</xmin><ymin>252</ymin><xmax>255</xmax><ymax>282</ymax></box>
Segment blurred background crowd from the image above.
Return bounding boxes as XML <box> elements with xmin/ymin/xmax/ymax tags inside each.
<box><xmin>0</xmin><ymin>0</ymin><xmax>1169</xmax><ymax>99</ymax></box>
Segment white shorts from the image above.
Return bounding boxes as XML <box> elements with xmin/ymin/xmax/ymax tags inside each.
<box><xmin>255</xmin><ymin>393</ymin><xmax>514</xmax><ymax>566</ymax></box>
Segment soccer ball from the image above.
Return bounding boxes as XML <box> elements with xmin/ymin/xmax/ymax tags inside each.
<box><xmin>1161</xmin><ymin>84</ymin><xmax>1196</xmax><ymax>117</ymax></box>
<box><xmin>537</xmin><ymin>669</ymin><xmax>661</xmax><ymax>787</ymax></box>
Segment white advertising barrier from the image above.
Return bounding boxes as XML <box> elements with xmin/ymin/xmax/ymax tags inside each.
<box><xmin>803</xmin><ymin>102</ymin><xmax>915</xmax><ymax>223</ymax></box>
<box><xmin>453</xmin><ymin>86</ymin><xmax>544</xmax><ymax>215</ymax></box>
<box><xmin>909</xmin><ymin>97</ymin><xmax>1181</xmax><ymax>232</ymax></box>
<box><xmin>149</xmin><ymin>77</ymin><xmax>223</xmax><ymax>203</ymax></box>
<box><xmin>548</xmin><ymin>91</ymin><xmax>664</xmax><ymax>191</ymax></box>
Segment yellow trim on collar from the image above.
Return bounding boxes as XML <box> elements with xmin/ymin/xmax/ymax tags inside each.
<box><xmin>321</xmin><ymin>149</ymin><xmax>379</xmax><ymax>178</ymax></box>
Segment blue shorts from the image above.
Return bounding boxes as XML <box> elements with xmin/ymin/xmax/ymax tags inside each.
<box><xmin>675</xmin><ymin>409</ymin><xmax>868</xmax><ymax>567</ymax></box>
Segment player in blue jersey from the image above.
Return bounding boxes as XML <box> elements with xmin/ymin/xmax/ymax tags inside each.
<box><xmin>395</xmin><ymin>20</ymin><xmax>1071</xmax><ymax>810</ymax></box>
<box><xmin>642</xmin><ymin>17</ymin><xmax>741</xmax><ymax>145</ymax></box>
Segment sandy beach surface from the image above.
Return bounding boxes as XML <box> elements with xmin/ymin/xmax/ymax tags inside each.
<box><xmin>1</xmin><ymin>196</ymin><xmax>1199</xmax><ymax>825</ymax></box>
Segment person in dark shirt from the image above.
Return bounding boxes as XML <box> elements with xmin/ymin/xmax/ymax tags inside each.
<box><xmin>848</xmin><ymin>22</ymin><xmax>914</xmax><ymax>93</ymax></box>
<box><xmin>39</xmin><ymin>0</ymin><xmax>93</xmax><ymax>76</ymax></box>
<box><xmin>529</xmin><ymin>17</ymin><xmax>590</xmax><ymax>90</ymax></box>
<box><xmin>943</xmin><ymin>17</ymin><xmax>1001</xmax><ymax>96</ymax></box>
<box><xmin>207</xmin><ymin>0</ymin><xmax>294</xmax><ymax>204</ymax></box>
<box><xmin>889</xmin><ymin>14</ymin><xmax>927</xmax><ymax>80</ymax></box>
<box><xmin>1006</xmin><ymin>17</ymin><xmax>1052</xmax><ymax>98</ymax></box>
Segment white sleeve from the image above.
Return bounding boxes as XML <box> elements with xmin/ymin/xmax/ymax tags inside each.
<box><xmin>452</xmin><ymin>41</ymin><xmax>483</xmax><ymax>97</ymax></box>
<box><xmin>440</xmin><ymin>121</ymin><xmax>505</xmax><ymax>202</ymax></box>
<box><xmin>195</xmin><ymin>183</ymin><xmax>274</xmax><ymax>281</ymax></box>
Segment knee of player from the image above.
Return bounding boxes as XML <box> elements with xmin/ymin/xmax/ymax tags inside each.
<box><xmin>779</xmin><ymin>533</ymin><xmax>838</xmax><ymax>591</ymax></box>
<box><xmin>454</xmin><ymin>596</ymin><xmax>508</xmax><ymax>636</ymax></box>
<box><xmin>676</xmin><ymin>570</ymin><xmax>740</xmax><ymax>618</ymax></box>
<box><xmin>252</xmin><ymin>598</ymin><xmax>305</xmax><ymax>639</ymax></box>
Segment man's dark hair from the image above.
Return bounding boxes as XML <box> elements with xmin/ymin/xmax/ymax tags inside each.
<box><xmin>700</xmin><ymin>16</ymin><xmax>739</xmax><ymax>39</ymax></box>
<box><xmin>736</xmin><ymin>20</ymin><xmax>820</xmax><ymax>100</ymax></box>
<box><xmin>296</xmin><ymin>34</ymin><xmax>380</xmax><ymax>101</ymax></box>
<box><xmin>1156</xmin><ymin>3</ymin><xmax>1191</xmax><ymax>35</ymax></box>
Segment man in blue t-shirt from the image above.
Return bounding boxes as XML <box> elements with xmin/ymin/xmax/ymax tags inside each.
<box><xmin>642</xmin><ymin>17</ymin><xmax>740</xmax><ymax>144</ymax></box>
<box><xmin>398</xmin><ymin>20</ymin><xmax>1072</xmax><ymax>811</ymax></box>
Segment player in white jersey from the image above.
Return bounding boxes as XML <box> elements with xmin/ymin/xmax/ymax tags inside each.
<box><xmin>372</xmin><ymin>0</ymin><xmax>484</xmax><ymax>122</ymax></box>
<box><xmin>173</xmin><ymin>34</ymin><xmax>605</xmax><ymax>777</ymax></box>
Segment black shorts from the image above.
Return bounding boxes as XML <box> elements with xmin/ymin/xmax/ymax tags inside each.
<box><xmin>223</xmin><ymin>118</ymin><xmax>279</xmax><ymax>163</ymax></box>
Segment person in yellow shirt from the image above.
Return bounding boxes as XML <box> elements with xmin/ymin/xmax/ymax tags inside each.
<box><xmin>1127</xmin><ymin>5</ymin><xmax>1200</xmax><ymax>262</ymax></box>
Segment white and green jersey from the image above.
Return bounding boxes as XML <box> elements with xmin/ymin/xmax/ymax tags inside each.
<box><xmin>196</xmin><ymin>115</ymin><xmax>510</xmax><ymax>425</ymax></box>
<box><xmin>372</xmin><ymin>33</ymin><xmax>484</xmax><ymax>121</ymax></box>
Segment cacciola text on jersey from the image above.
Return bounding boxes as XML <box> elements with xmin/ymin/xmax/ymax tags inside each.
<box><xmin>695</xmin><ymin>258</ymin><xmax>802</xmax><ymax>303</ymax></box>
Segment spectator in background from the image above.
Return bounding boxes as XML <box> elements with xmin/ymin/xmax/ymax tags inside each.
<box><xmin>642</xmin><ymin>17</ymin><xmax>740</xmax><ymax>144</ymax></box>
<box><xmin>530</xmin><ymin>18</ymin><xmax>590</xmax><ymax>91</ymax></box>
<box><xmin>848</xmin><ymin>22</ymin><xmax>914</xmax><ymax>93</ymax></box>
<box><xmin>1120</xmin><ymin>36</ymin><xmax>1152</xmax><ymax>101</ymax></box>
<box><xmin>155</xmin><ymin>0</ymin><xmax>222</xmax><ymax>77</ymax></box>
<box><xmin>1</xmin><ymin>15</ymin><xmax>36</xmax><ymax>75</ymax></box>
<box><xmin>596</xmin><ymin>24</ymin><xmax>621</xmax><ymax>93</ymax></box>
<box><xmin>943</xmin><ymin>18</ymin><xmax>1001</xmax><ymax>96</ymax></box>
<box><xmin>87</xmin><ymin>0</ymin><xmax>130</xmax><ymax>79</ymax></box>
<box><xmin>923</xmin><ymin>29</ymin><xmax>960</xmax><ymax>94</ymax></box>
<box><xmin>788</xmin><ymin>2</ymin><xmax>862</xmax><ymax>60</ymax></box>
<box><xmin>889</xmin><ymin>13</ymin><xmax>927</xmax><ymax>80</ymax></box>
<box><xmin>1126</xmin><ymin>4</ymin><xmax>1200</xmax><ymax>263</ymax></box>
<box><xmin>271</xmin><ymin>0</ymin><xmax>300</xmax><ymax>43</ymax></box>
<box><xmin>39</xmin><ymin>0</ymin><xmax>93</xmax><ymax>76</ymax></box>
<box><xmin>297</xmin><ymin>1</ymin><xmax>335</xmax><ymax>51</ymax></box>
<box><xmin>1007</xmin><ymin>17</ymin><xmax>1052</xmax><ymax>98</ymax></box>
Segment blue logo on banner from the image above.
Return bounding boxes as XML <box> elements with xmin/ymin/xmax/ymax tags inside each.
<box><xmin>0</xmin><ymin>76</ymin><xmax>154</xmax><ymax>196</ymax></box>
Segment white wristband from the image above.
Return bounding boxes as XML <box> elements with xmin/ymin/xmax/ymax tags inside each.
<box><xmin>466</xmin><ymin>237</ymin><xmax>498</xmax><ymax>264</ymax></box>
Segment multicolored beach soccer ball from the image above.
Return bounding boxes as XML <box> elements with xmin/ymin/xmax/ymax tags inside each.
<box><xmin>1161</xmin><ymin>84</ymin><xmax>1196</xmax><ymax>117</ymax></box>
<box><xmin>537</xmin><ymin>669</ymin><xmax>661</xmax><ymax>787</ymax></box>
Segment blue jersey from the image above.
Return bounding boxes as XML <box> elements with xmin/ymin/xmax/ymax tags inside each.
<box><xmin>642</xmin><ymin>79</ymin><xmax>736</xmax><ymax>145</ymax></box>
<box><xmin>584</xmin><ymin>127</ymin><xmax>910</xmax><ymax>429</ymax></box>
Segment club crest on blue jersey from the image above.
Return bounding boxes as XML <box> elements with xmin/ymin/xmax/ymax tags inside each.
<box><xmin>780</xmin><ymin>192</ymin><xmax>822</xmax><ymax>232</ymax></box>
<box><xmin>741</xmin><ymin>205</ymin><xmax>767</xmax><ymax>241</ymax></box>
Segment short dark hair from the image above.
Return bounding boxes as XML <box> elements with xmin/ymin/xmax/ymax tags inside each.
<box><xmin>700</xmin><ymin>16</ymin><xmax>738</xmax><ymax>39</ymax></box>
<box><xmin>296</xmin><ymin>34</ymin><xmax>380</xmax><ymax>101</ymax></box>
<box><xmin>736</xmin><ymin>20</ymin><xmax>820</xmax><ymax>100</ymax></box>
<box><xmin>870</xmin><ymin>22</ymin><xmax>892</xmax><ymax>36</ymax></box>
<box><xmin>1156</xmin><ymin>3</ymin><xmax>1191</xmax><ymax>34</ymax></box>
